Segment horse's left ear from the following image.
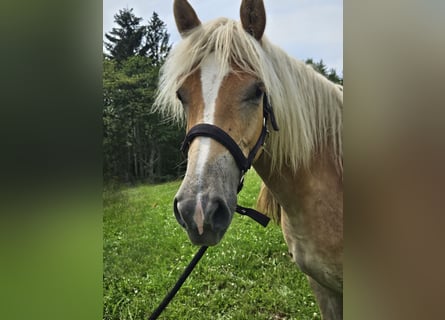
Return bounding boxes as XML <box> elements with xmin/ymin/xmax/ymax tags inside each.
<box><xmin>240</xmin><ymin>0</ymin><xmax>266</xmax><ymax>41</ymax></box>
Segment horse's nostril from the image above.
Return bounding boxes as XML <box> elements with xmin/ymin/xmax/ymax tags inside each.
<box><xmin>208</xmin><ymin>198</ymin><xmax>231</xmax><ymax>231</ymax></box>
<box><xmin>173</xmin><ymin>198</ymin><xmax>186</xmax><ymax>228</ymax></box>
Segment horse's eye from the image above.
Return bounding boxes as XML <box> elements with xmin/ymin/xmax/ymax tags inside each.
<box><xmin>254</xmin><ymin>86</ymin><xmax>263</xmax><ymax>99</ymax></box>
<box><xmin>176</xmin><ymin>90</ymin><xmax>183</xmax><ymax>102</ymax></box>
<box><xmin>245</xmin><ymin>83</ymin><xmax>264</xmax><ymax>102</ymax></box>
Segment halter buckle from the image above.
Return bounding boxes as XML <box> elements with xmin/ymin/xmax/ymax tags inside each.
<box><xmin>237</xmin><ymin>171</ymin><xmax>246</xmax><ymax>193</ymax></box>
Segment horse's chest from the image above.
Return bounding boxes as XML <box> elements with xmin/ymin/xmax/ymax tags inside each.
<box><xmin>282</xmin><ymin>213</ymin><xmax>342</xmax><ymax>293</ymax></box>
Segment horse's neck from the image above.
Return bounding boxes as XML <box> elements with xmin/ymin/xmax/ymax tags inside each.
<box><xmin>254</xmin><ymin>148</ymin><xmax>343</xmax><ymax>224</ymax></box>
<box><xmin>254</xmin><ymin>148</ymin><xmax>343</xmax><ymax>291</ymax></box>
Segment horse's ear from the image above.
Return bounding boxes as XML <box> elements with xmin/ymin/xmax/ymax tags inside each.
<box><xmin>240</xmin><ymin>0</ymin><xmax>266</xmax><ymax>41</ymax></box>
<box><xmin>174</xmin><ymin>0</ymin><xmax>201</xmax><ymax>37</ymax></box>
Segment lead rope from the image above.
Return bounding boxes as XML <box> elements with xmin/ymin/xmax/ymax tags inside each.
<box><xmin>148</xmin><ymin>245</ymin><xmax>208</xmax><ymax>320</ymax></box>
<box><xmin>148</xmin><ymin>209</ymin><xmax>270</xmax><ymax>320</ymax></box>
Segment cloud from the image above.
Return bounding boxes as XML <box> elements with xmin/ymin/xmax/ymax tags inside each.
<box><xmin>265</xmin><ymin>2</ymin><xmax>343</xmax><ymax>73</ymax></box>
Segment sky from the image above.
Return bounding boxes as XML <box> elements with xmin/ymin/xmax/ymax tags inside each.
<box><xmin>103</xmin><ymin>0</ymin><xmax>343</xmax><ymax>75</ymax></box>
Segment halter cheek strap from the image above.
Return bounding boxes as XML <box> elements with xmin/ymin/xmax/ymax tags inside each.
<box><xmin>180</xmin><ymin>94</ymin><xmax>279</xmax><ymax>227</ymax></box>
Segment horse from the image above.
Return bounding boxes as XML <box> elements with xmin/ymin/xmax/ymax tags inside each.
<box><xmin>155</xmin><ymin>0</ymin><xmax>343</xmax><ymax>319</ymax></box>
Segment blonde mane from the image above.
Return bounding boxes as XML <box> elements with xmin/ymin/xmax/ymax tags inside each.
<box><xmin>155</xmin><ymin>18</ymin><xmax>342</xmax><ymax>174</ymax></box>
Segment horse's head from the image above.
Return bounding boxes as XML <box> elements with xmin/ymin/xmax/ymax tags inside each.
<box><xmin>171</xmin><ymin>0</ymin><xmax>269</xmax><ymax>246</ymax></box>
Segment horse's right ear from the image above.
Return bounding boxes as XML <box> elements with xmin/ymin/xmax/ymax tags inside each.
<box><xmin>174</xmin><ymin>0</ymin><xmax>201</xmax><ymax>37</ymax></box>
<box><xmin>240</xmin><ymin>0</ymin><xmax>266</xmax><ymax>41</ymax></box>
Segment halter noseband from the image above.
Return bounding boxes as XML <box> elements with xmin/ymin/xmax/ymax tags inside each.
<box><xmin>180</xmin><ymin>94</ymin><xmax>279</xmax><ymax>193</ymax></box>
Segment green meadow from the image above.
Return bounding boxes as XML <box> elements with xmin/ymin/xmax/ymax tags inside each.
<box><xmin>103</xmin><ymin>170</ymin><xmax>319</xmax><ymax>319</ymax></box>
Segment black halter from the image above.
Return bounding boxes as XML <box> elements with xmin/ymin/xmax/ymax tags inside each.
<box><xmin>180</xmin><ymin>94</ymin><xmax>279</xmax><ymax>227</ymax></box>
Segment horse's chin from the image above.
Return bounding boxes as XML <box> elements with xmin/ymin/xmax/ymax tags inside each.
<box><xmin>187</xmin><ymin>230</ymin><xmax>225</xmax><ymax>246</ymax></box>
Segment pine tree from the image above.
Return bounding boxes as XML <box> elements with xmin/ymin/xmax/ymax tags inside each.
<box><xmin>327</xmin><ymin>68</ymin><xmax>343</xmax><ymax>85</ymax></box>
<box><xmin>141</xmin><ymin>12</ymin><xmax>172</xmax><ymax>65</ymax></box>
<box><xmin>313</xmin><ymin>59</ymin><xmax>328</xmax><ymax>76</ymax></box>
<box><xmin>103</xmin><ymin>9</ymin><xmax>180</xmax><ymax>184</ymax></box>
<box><xmin>103</xmin><ymin>56</ymin><xmax>184</xmax><ymax>184</ymax></box>
<box><xmin>104</xmin><ymin>8</ymin><xmax>146</xmax><ymax>62</ymax></box>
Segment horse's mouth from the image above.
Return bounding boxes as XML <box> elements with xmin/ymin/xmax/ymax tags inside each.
<box><xmin>186</xmin><ymin>227</ymin><xmax>226</xmax><ymax>246</ymax></box>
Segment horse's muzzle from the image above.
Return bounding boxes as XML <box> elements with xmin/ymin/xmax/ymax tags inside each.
<box><xmin>173</xmin><ymin>195</ymin><xmax>233</xmax><ymax>246</ymax></box>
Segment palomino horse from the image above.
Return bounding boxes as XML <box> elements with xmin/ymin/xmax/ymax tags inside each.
<box><xmin>155</xmin><ymin>0</ymin><xmax>343</xmax><ymax>319</ymax></box>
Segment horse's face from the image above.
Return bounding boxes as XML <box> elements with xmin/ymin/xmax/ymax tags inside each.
<box><xmin>172</xmin><ymin>0</ymin><xmax>267</xmax><ymax>246</ymax></box>
<box><xmin>174</xmin><ymin>56</ymin><xmax>265</xmax><ymax>246</ymax></box>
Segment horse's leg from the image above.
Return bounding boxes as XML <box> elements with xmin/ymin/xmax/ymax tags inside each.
<box><xmin>308</xmin><ymin>277</ymin><xmax>343</xmax><ymax>320</ymax></box>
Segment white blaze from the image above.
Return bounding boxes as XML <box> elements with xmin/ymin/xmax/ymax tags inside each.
<box><xmin>192</xmin><ymin>54</ymin><xmax>229</xmax><ymax>229</ymax></box>
<box><xmin>194</xmin><ymin>53</ymin><xmax>229</xmax><ymax>179</ymax></box>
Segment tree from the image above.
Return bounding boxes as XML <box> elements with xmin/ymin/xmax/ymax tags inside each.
<box><xmin>140</xmin><ymin>12</ymin><xmax>172</xmax><ymax>65</ymax></box>
<box><xmin>103</xmin><ymin>9</ymin><xmax>183</xmax><ymax>184</ymax></box>
<box><xmin>104</xmin><ymin>8</ymin><xmax>146</xmax><ymax>62</ymax></box>
<box><xmin>103</xmin><ymin>56</ymin><xmax>185</xmax><ymax>184</ymax></box>
<box><xmin>305</xmin><ymin>58</ymin><xmax>343</xmax><ymax>85</ymax></box>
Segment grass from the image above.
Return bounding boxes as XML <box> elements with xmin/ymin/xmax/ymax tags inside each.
<box><xmin>104</xmin><ymin>170</ymin><xmax>319</xmax><ymax>320</ymax></box>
